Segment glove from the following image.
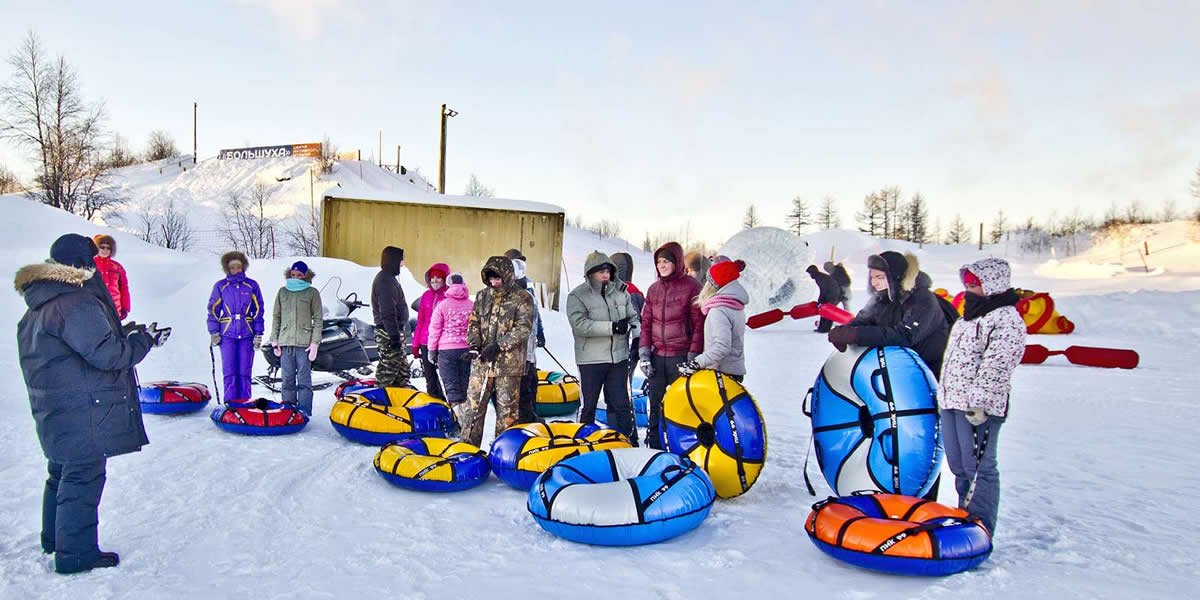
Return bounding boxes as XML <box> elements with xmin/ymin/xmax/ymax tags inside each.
<box><xmin>827</xmin><ymin>326</ymin><xmax>856</xmax><ymax>352</ymax></box>
<box><xmin>965</xmin><ymin>407</ymin><xmax>989</xmax><ymax>426</ymax></box>
<box><xmin>253</xmin><ymin>335</ymin><xmax>262</xmax><ymax>348</ymax></box>
<box><xmin>640</xmin><ymin>360</ymin><xmax>655</xmax><ymax>378</ymax></box>
<box><xmin>638</xmin><ymin>346</ymin><xmax>652</xmax><ymax>364</ymax></box>
<box><xmin>272</xmin><ymin>343</ymin><xmax>282</xmax><ymax>358</ymax></box>
<box><xmin>612</xmin><ymin>318</ymin><xmax>630</xmax><ymax>335</ymax></box>
<box><xmin>677</xmin><ymin>360</ymin><xmax>700</xmax><ymax>376</ymax></box>
<box><xmin>686</xmin><ymin>352</ymin><xmax>698</xmax><ymax>361</ymax></box>
<box><xmin>536</xmin><ymin>333</ymin><xmax>546</xmax><ymax>348</ymax></box>
<box><xmin>146</xmin><ymin>322</ymin><xmax>172</xmax><ymax>348</ymax></box>
<box><xmin>211</xmin><ymin>333</ymin><xmax>221</xmax><ymax>347</ymax></box>
<box><xmin>479</xmin><ymin>342</ymin><xmax>501</xmax><ymax>363</ymax></box>
<box><xmin>122</xmin><ymin>321</ymin><xmax>144</xmax><ymax>336</ymax></box>
<box><xmin>306</xmin><ymin>343</ymin><xmax>319</xmax><ymax>362</ymax></box>
<box><xmin>429</xmin><ymin>349</ymin><xmax>439</xmax><ymax>365</ymax></box>
<box><xmin>461</xmin><ymin>347</ymin><xmax>480</xmax><ymax>362</ymax></box>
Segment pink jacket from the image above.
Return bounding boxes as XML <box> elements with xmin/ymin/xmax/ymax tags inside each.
<box><xmin>428</xmin><ymin>282</ymin><xmax>473</xmax><ymax>352</ymax></box>
<box><xmin>412</xmin><ymin>262</ymin><xmax>450</xmax><ymax>353</ymax></box>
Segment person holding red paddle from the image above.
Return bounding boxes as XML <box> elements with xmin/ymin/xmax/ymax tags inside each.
<box><xmin>938</xmin><ymin>257</ymin><xmax>1026</xmax><ymax>535</ymax></box>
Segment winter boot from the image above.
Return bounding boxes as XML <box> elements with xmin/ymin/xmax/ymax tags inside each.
<box><xmin>55</xmin><ymin>551</ymin><xmax>119</xmax><ymax>575</ymax></box>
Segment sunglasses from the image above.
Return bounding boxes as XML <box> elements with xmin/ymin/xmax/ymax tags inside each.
<box><xmin>99</xmin><ymin>245</ymin><xmax>112</xmax><ymax>250</ymax></box>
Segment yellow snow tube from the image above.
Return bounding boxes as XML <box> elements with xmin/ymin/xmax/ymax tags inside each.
<box><xmin>661</xmin><ymin>370</ymin><xmax>767</xmax><ymax>499</ymax></box>
<box><xmin>1015</xmin><ymin>289</ymin><xmax>1075</xmax><ymax>334</ymax></box>
<box><xmin>534</xmin><ymin>370</ymin><xmax>582</xmax><ymax>417</ymax></box>
<box><xmin>488</xmin><ymin>421</ymin><xmax>631</xmax><ymax>489</ymax></box>
<box><xmin>329</xmin><ymin>387</ymin><xmax>456</xmax><ymax>444</ymax></box>
<box><xmin>373</xmin><ymin>437</ymin><xmax>490</xmax><ymax>492</ymax></box>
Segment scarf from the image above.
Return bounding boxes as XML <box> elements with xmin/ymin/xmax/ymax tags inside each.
<box><xmin>962</xmin><ymin>288</ymin><xmax>1019</xmax><ymax>321</ymax></box>
<box><xmin>701</xmin><ymin>294</ymin><xmax>744</xmax><ymax>316</ymax></box>
<box><xmin>286</xmin><ymin>278</ymin><xmax>311</xmax><ymax>292</ymax></box>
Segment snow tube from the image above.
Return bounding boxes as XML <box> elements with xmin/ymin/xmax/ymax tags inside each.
<box><xmin>661</xmin><ymin>369</ymin><xmax>767</xmax><ymax>499</ymax></box>
<box><xmin>806</xmin><ymin>346</ymin><xmax>942</xmax><ymax>496</ymax></box>
<box><xmin>489</xmin><ymin>422</ymin><xmax>631</xmax><ymax>490</ymax></box>
<box><xmin>210</xmin><ymin>398</ymin><xmax>309</xmax><ymax>435</ymax></box>
<box><xmin>1015</xmin><ymin>289</ymin><xmax>1075</xmax><ymax>334</ymax></box>
<box><xmin>806</xmin><ymin>493</ymin><xmax>992</xmax><ymax>576</ymax></box>
<box><xmin>595</xmin><ymin>375</ymin><xmax>649</xmax><ymax>428</ymax></box>
<box><xmin>534</xmin><ymin>370</ymin><xmax>581</xmax><ymax>417</ymax></box>
<box><xmin>373</xmin><ymin>437</ymin><xmax>490</xmax><ymax>492</ymax></box>
<box><xmin>329</xmin><ymin>387</ymin><xmax>457</xmax><ymax>445</ymax></box>
<box><xmin>528</xmin><ymin>448</ymin><xmax>716</xmax><ymax>546</ymax></box>
<box><xmin>138</xmin><ymin>381</ymin><xmax>210</xmax><ymax>415</ymax></box>
<box><xmin>932</xmin><ymin>288</ymin><xmax>966</xmax><ymax>315</ymax></box>
<box><xmin>333</xmin><ymin>378</ymin><xmax>376</xmax><ymax>400</ymax></box>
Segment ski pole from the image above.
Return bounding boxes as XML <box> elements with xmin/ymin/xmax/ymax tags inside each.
<box><xmin>541</xmin><ymin>346</ymin><xmax>575</xmax><ymax>377</ymax></box>
<box><xmin>209</xmin><ymin>344</ymin><xmax>222</xmax><ymax>405</ymax></box>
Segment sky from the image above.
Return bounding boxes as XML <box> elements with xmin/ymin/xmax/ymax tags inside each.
<box><xmin>1</xmin><ymin>0</ymin><xmax>1198</xmax><ymax>246</ymax></box>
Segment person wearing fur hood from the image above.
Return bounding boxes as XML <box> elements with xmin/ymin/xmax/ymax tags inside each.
<box><xmin>92</xmin><ymin>234</ymin><xmax>131</xmax><ymax>319</ymax></box>
<box><xmin>267</xmin><ymin>261</ymin><xmax>323</xmax><ymax>415</ymax></box>
<box><xmin>678</xmin><ymin>256</ymin><xmax>749</xmax><ymax>380</ymax></box>
<box><xmin>938</xmin><ymin>257</ymin><xmax>1025</xmax><ymax>534</ymax></box>
<box><xmin>206</xmin><ymin>251</ymin><xmax>265</xmax><ymax>404</ymax></box>
<box><xmin>826</xmin><ymin>251</ymin><xmax>952</xmax><ymax>377</ymax></box>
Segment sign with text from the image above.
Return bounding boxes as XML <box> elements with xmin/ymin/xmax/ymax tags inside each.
<box><xmin>218</xmin><ymin>142</ymin><xmax>322</xmax><ymax>160</ymax></box>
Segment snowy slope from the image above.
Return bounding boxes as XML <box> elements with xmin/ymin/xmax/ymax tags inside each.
<box><xmin>1</xmin><ymin>201</ymin><xmax>1198</xmax><ymax>598</ymax></box>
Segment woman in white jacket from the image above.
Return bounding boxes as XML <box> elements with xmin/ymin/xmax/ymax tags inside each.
<box><xmin>938</xmin><ymin>257</ymin><xmax>1026</xmax><ymax>534</ymax></box>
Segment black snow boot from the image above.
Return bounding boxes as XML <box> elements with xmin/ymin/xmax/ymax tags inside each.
<box><xmin>55</xmin><ymin>551</ymin><xmax>119</xmax><ymax>575</ymax></box>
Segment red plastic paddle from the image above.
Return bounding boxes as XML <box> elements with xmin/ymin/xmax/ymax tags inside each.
<box><xmin>1021</xmin><ymin>344</ymin><xmax>1139</xmax><ymax>369</ymax></box>
<box><xmin>817</xmin><ymin>303</ymin><xmax>854</xmax><ymax>325</ymax></box>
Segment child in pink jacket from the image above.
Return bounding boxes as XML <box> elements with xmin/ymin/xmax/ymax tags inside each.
<box><xmin>428</xmin><ymin>273</ymin><xmax>474</xmax><ymax>404</ymax></box>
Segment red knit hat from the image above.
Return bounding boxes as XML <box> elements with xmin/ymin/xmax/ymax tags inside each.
<box><xmin>708</xmin><ymin>259</ymin><xmax>742</xmax><ymax>288</ymax></box>
<box><xmin>961</xmin><ymin>269</ymin><xmax>981</xmax><ymax>287</ymax></box>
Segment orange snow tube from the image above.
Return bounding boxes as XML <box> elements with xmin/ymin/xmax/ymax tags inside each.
<box><xmin>1015</xmin><ymin>289</ymin><xmax>1074</xmax><ymax>334</ymax></box>
<box><xmin>933</xmin><ymin>288</ymin><xmax>966</xmax><ymax>315</ymax></box>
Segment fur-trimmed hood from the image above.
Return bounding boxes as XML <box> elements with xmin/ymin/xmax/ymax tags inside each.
<box><xmin>14</xmin><ymin>262</ymin><xmax>94</xmax><ymax>309</ymax></box>
<box><xmin>221</xmin><ymin>251</ymin><xmax>250</xmax><ymax>274</ymax></box>
<box><xmin>282</xmin><ymin>267</ymin><xmax>316</xmax><ymax>282</ymax></box>
<box><xmin>867</xmin><ymin>251</ymin><xmax>920</xmax><ymax>302</ymax></box>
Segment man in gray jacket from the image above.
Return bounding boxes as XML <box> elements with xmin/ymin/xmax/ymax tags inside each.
<box><xmin>566</xmin><ymin>251</ymin><xmax>640</xmax><ymax>442</ymax></box>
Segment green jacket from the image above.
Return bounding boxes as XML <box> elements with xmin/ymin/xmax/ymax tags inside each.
<box><xmin>566</xmin><ymin>251</ymin><xmax>640</xmax><ymax>365</ymax></box>
<box><xmin>269</xmin><ymin>276</ymin><xmax>323</xmax><ymax>347</ymax></box>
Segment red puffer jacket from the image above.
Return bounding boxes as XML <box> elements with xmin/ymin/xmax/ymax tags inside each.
<box><xmin>640</xmin><ymin>242</ymin><xmax>703</xmax><ymax>357</ymax></box>
<box><xmin>93</xmin><ymin>255</ymin><xmax>130</xmax><ymax>319</ymax></box>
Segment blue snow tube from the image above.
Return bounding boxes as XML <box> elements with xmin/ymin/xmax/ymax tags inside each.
<box><xmin>210</xmin><ymin>399</ymin><xmax>309</xmax><ymax>436</ymax></box>
<box><xmin>528</xmin><ymin>448</ymin><xmax>716</xmax><ymax>546</ymax></box>
<box><xmin>138</xmin><ymin>381</ymin><xmax>210</xmax><ymax>415</ymax></box>
<box><xmin>373</xmin><ymin>437</ymin><xmax>491</xmax><ymax>492</ymax></box>
<box><xmin>806</xmin><ymin>346</ymin><xmax>942</xmax><ymax>496</ymax></box>
<box><xmin>595</xmin><ymin>375</ymin><xmax>650</xmax><ymax>428</ymax></box>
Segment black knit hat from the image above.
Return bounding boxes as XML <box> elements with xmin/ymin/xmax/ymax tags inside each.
<box><xmin>50</xmin><ymin>234</ymin><xmax>98</xmax><ymax>269</ymax></box>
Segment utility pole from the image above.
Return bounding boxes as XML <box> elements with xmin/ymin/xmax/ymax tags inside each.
<box><xmin>378</xmin><ymin>130</ymin><xmax>382</xmax><ymax>168</ymax></box>
<box><xmin>978</xmin><ymin>222</ymin><xmax>984</xmax><ymax>250</ymax></box>
<box><xmin>396</xmin><ymin>145</ymin><xmax>401</xmax><ymax>174</ymax></box>
<box><xmin>309</xmin><ymin>167</ymin><xmax>315</xmax><ymax>226</ymax></box>
<box><xmin>438</xmin><ymin>103</ymin><xmax>458</xmax><ymax>194</ymax></box>
<box><xmin>192</xmin><ymin>101</ymin><xmax>197</xmax><ymax>164</ymax></box>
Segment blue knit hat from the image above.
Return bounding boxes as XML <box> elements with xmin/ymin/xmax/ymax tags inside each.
<box><xmin>289</xmin><ymin>261</ymin><xmax>309</xmax><ymax>275</ymax></box>
<box><xmin>50</xmin><ymin>234</ymin><xmax>98</xmax><ymax>269</ymax></box>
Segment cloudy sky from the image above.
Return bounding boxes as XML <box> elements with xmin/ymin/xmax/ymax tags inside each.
<box><xmin>1</xmin><ymin>0</ymin><xmax>1197</xmax><ymax>245</ymax></box>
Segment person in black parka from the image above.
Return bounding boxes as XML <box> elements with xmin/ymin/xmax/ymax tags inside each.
<box><xmin>807</xmin><ymin>264</ymin><xmax>841</xmax><ymax>333</ymax></box>
<box><xmin>824</xmin><ymin>261</ymin><xmax>853</xmax><ymax>310</ymax></box>
<box><xmin>826</xmin><ymin>251</ymin><xmax>951</xmax><ymax>378</ymax></box>
<box><xmin>16</xmin><ymin>234</ymin><xmax>169</xmax><ymax>575</ymax></box>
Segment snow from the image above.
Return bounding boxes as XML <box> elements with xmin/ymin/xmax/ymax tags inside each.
<box><xmin>2</xmin><ymin>197</ymin><xmax>1200</xmax><ymax>598</ymax></box>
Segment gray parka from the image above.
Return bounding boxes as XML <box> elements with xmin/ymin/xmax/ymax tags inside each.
<box><xmin>566</xmin><ymin>251</ymin><xmax>641</xmax><ymax>365</ymax></box>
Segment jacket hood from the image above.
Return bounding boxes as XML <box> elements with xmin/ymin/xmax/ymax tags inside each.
<box><xmin>807</xmin><ymin>265</ymin><xmax>822</xmax><ymax>277</ymax></box>
<box><xmin>221</xmin><ymin>251</ymin><xmax>250</xmax><ymax>274</ymax></box>
<box><xmin>653</xmin><ymin>242</ymin><xmax>687</xmax><ymax>282</ymax></box>
<box><xmin>611</xmin><ymin>252</ymin><xmax>634</xmax><ymax>283</ymax></box>
<box><xmin>684</xmin><ymin>250</ymin><xmax>711</xmax><ymax>279</ymax></box>
<box><xmin>425</xmin><ymin>262</ymin><xmax>450</xmax><ymax>285</ymax></box>
<box><xmin>282</xmin><ymin>267</ymin><xmax>316</xmax><ymax>282</ymax></box>
<box><xmin>962</xmin><ymin>257</ymin><xmax>1012</xmax><ymax>296</ymax></box>
<box><xmin>714</xmin><ymin>279</ymin><xmax>749</xmax><ymax>305</ymax></box>
<box><xmin>14</xmin><ymin>262</ymin><xmax>93</xmax><ymax>309</ymax></box>
<box><xmin>381</xmin><ymin>246</ymin><xmax>405</xmax><ymax>275</ymax></box>
<box><xmin>445</xmin><ymin>282</ymin><xmax>470</xmax><ymax>300</ymax></box>
<box><xmin>583</xmin><ymin>251</ymin><xmax>617</xmax><ymax>280</ymax></box>
<box><xmin>867</xmin><ymin>251</ymin><xmax>920</xmax><ymax>302</ymax></box>
<box><xmin>481</xmin><ymin>255</ymin><xmax>516</xmax><ymax>288</ymax></box>
<box><xmin>914</xmin><ymin>270</ymin><xmax>933</xmax><ymax>290</ymax></box>
<box><xmin>93</xmin><ymin>234</ymin><xmax>117</xmax><ymax>258</ymax></box>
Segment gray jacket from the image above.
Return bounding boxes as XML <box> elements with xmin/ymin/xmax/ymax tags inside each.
<box><xmin>694</xmin><ymin>280</ymin><xmax>748</xmax><ymax>376</ymax></box>
<box><xmin>566</xmin><ymin>252</ymin><xmax>641</xmax><ymax>365</ymax></box>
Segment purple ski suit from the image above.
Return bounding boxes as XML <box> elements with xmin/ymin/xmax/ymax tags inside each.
<box><xmin>207</xmin><ymin>273</ymin><xmax>265</xmax><ymax>402</ymax></box>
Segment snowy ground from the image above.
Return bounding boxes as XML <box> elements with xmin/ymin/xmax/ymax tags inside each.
<box><xmin>1</xmin><ymin>195</ymin><xmax>1198</xmax><ymax>598</ymax></box>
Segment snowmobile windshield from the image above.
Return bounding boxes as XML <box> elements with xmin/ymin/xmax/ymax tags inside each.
<box><xmin>321</xmin><ymin>276</ymin><xmax>347</xmax><ymax>317</ymax></box>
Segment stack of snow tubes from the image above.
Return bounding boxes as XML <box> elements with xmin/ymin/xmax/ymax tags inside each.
<box><xmin>533</xmin><ymin>370</ymin><xmax>582</xmax><ymax>417</ymax></box>
<box><xmin>529</xmin><ymin>448</ymin><xmax>716</xmax><ymax>546</ymax></box>
<box><xmin>329</xmin><ymin>387</ymin><xmax>456</xmax><ymax>445</ymax></box>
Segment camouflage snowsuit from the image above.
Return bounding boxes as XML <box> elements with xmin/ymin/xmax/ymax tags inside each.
<box><xmin>460</xmin><ymin>256</ymin><xmax>535</xmax><ymax>447</ymax></box>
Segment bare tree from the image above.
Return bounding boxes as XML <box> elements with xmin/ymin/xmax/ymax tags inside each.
<box><xmin>817</xmin><ymin>195</ymin><xmax>840</xmax><ymax>229</ymax></box>
<box><xmin>743</xmin><ymin>204</ymin><xmax>759</xmax><ymax>229</ymax></box>
<box><xmin>315</xmin><ymin>135</ymin><xmax>335</xmax><ymax>174</ymax></box>
<box><xmin>284</xmin><ymin>214</ymin><xmax>321</xmax><ymax>256</ymax></box>
<box><xmin>126</xmin><ymin>196</ymin><xmax>193</xmax><ymax>250</ymax></box>
<box><xmin>990</xmin><ymin>209</ymin><xmax>1007</xmax><ymax>244</ymax></box>
<box><xmin>786</xmin><ymin>195</ymin><xmax>810</xmax><ymax>235</ymax></box>
<box><xmin>0</xmin><ymin>32</ymin><xmax>118</xmax><ymax>220</ymax></box>
<box><xmin>464</xmin><ymin>173</ymin><xmax>494</xmax><ymax>197</ymax></box>
<box><xmin>0</xmin><ymin>162</ymin><xmax>19</xmax><ymax>193</ymax></box>
<box><xmin>221</xmin><ymin>182</ymin><xmax>277</xmax><ymax>258</ymax></box>
<box><xmin>144</xmin><ymin>129</ymin><xmax>178</xmax><ymax>161</ymax></box>
<box><xmin>1159</xmin><ymin>199</ymin><xmax>1177</xmax><ymax>222</ymax></box>
<box><xmin>103</xmin><ymin>133</ymin><xmax>138</xmax><ymax>168</ymax></box>
<box><xmin>945</xmin><ymin>214</ymin><xmax>969</xmax><ymax>244</ymax></box>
